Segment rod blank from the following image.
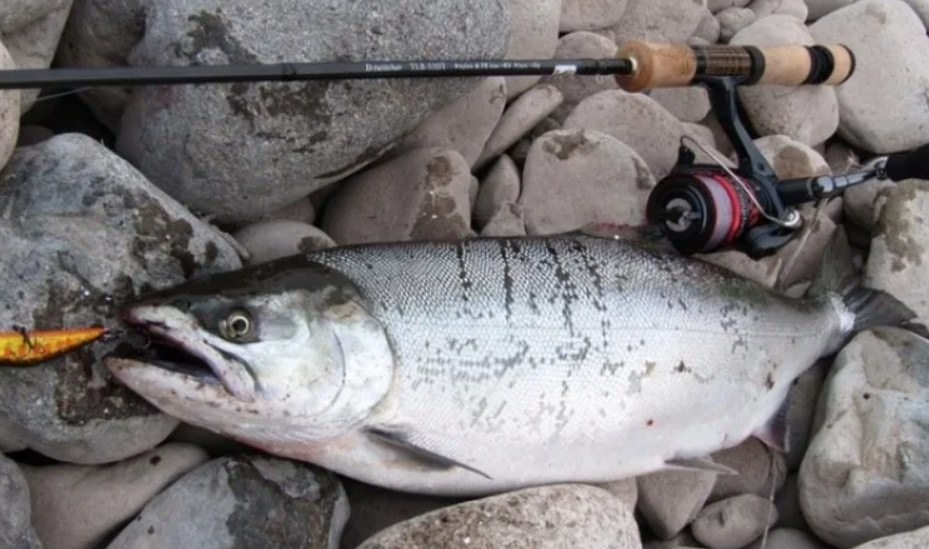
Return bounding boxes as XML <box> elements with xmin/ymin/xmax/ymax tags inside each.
<box><xmin>0</xmin><ymin>58</ymin><xmax>635</xmax><ymax>90</ymax></box>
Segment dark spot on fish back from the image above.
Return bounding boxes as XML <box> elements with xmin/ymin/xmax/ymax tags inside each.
<box><xmin>765</xmin><ymin>373</ymin><xmax>775</xmax><ymax>391</ymax></box>
<box><xmin>647</xmin><ymin>419</ymin><xmax>654</xmax><ymax>427</ymax></box>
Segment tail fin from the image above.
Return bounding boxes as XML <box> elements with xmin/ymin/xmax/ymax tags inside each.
<box><xmin>810</xmin><ymin>229</ymin><xmax>917</xmax><ymax>332</ymax></box>
<box><xmin>841</xmin><ymin>285</ymin><xmax>917</xmax><ymax>332</ymax></box>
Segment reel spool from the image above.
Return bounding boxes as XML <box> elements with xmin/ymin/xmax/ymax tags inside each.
<box><xmin>646</xmin><ymin>167</ymin><xmax>762</xmax><ymax>256</ymax></box>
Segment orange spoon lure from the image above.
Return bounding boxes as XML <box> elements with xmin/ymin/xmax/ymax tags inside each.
<box><xmin>0</xmin><ymin>325</ymin><xmax>109</xmax><ymax>366</ymax></box>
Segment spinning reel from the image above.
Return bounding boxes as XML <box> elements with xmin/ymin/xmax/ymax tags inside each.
<box><xmin>645</xmin><ymin>76</ymin><xmax>929</xmax><ymax>259</ymax></box>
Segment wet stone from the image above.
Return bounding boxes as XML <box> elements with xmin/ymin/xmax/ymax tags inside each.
<box><xmin>104</xmin><ymin>454</ymin><xmax>349</xmax><ymax>549</ymax></box>
<box><xmin>0</xmin><ymin>133</ymin><xmax>241</xmax><ymax>464</ymax></box>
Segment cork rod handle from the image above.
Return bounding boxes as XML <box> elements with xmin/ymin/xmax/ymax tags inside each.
<box><xmin>614</xmin><ymin>40</ymin><xmax>856</xmax><ymax>92</ymax></box>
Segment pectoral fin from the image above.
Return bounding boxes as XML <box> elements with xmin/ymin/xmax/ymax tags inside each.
<box><xmin>365</xmin><ymin>426</ymin><xmax>493</xmax><ymax>480</ymax></box>
<box><xmin>665</xmin><ymin>457</ymin><xmax>739</xmax><ymax>476</ymax></box>
<box><xmin>753</xmin><ymin>397</ymin><xmax>791</xmax><ymax>454</ymax></box>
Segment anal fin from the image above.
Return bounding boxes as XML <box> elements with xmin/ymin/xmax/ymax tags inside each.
<box><xmin>665</xmin><ymin>457</ymin><xmax>739</xmax><ymax>476</ymax></box>
<box><xmin>365</xmin><ymin>426</ymin><xmax>492</xmax><ymax>480</ymax></box>
<box><xmin>753</xmin><ymin>396</ymin><xmax>791</xmax><ymax>454</ymax></box>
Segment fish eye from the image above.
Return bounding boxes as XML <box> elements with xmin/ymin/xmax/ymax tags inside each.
<box><xmin>219</xmin><ymin>309</ymin><xmax>254</xmax><ymax>341</ymax></box>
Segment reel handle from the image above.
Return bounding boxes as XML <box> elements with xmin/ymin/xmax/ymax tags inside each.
<box><xmin>615</xmin><ymin>40</ymin><xmax>856</xmax><ymax>92</ymax></box>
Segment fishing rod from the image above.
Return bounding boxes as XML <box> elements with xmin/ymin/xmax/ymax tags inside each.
<box><xmin>0</xmin><ymin>41</ymin><xmax>855</xmax><ymax>91</ymax></box>
<box><xmin>2</xmin><ymin>38</ymin><xmax>926</xmax><ymax>260</ymax></box>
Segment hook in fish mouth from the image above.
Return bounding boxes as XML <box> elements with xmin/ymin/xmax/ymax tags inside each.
<box><xmin>115</xmin><ymin>305</ymin><xmax>258</xmax><ymax>402</ymax></box>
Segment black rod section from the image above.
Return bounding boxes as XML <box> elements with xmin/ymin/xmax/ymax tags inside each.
<box><xmin>0</xmin><ymin>58</ymin><xmax>634</xmax><ymax>90</ymax></box>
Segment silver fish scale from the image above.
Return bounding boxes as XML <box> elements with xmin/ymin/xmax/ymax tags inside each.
<box><xmin>306</xmin><ymin>234</ymin><xmax>840</xmax><ymax>483</ymax></box>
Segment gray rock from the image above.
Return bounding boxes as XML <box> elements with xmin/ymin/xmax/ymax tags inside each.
<box><xmin>475</xmin><ymin>154</ymin><xmax>521</xmax><ymax>229</ymax></box>
<box><xmin>824</xmin><ymin>141</ymin><xmax>862</xmax><ymax>175</ymax></box>
<box><xmin>682</xmin><ymin>123</ymin><xmax>718</xmax><ymax>152</ymax></box>
<box><xmin>647</xmin><ymin>87</ymin><xmax>711</xmax><ymax>124</ymax></box>
<box><xmin>105</xmin><ymin>455</ymin><xmax>349</xmax><ymax>549</ymax></box>
<box><xmin>15</xmin><ymin>125</ymin><xmax>54</xmax><ymax>147</ymax></box>
<box><xmin>355</xmin><ymin>484</ymin><xmax>643</xmax><ymax>549</ymax></box>
<box><xmin>594</xmin><ymin>477</ymin><xmax>639</xmax><ymax>509</ymax></box>
<box><xmin>799</xmin><ymin>327</ymin><xmax>929</xmax><ymax>548</ymax></box>
<box><xmin>900</xmin><ymin>0</ymin><xmax>929</xmax><ymax>28</ymax></box>
<box><xmin>508</xmin><ymin>116</ymin><xmax>562</xmax><ymax>167</ymax></box>
<box><xmin>233</xmin><ymin>220</ymin><xmax>336</xmax><ymax>264</ymax></box>
<box><xmin>844</xmin><ymin>174</ymin><xmax>895</xmax><ymax>234</ymax></box>
<box><xmin>636</xmin><ymin>468</ymin><xmax>718</xmax><ymax>540</ymax></box>
<box><xmin>692</xmin><ymin>10</ymin><xmax>722</xmax><ymax>43</ymax></box>
<box><xmin>752</xmin><ymin>135</ymin><xmax>832</xmax><ymax>179</ymax></box>
<box><xmin>785</xmin><ymin>359</ymin><xmax>831</xmax><ymax>471</ymax></box>
<box><xmin>55</xmin><ymin>0</ymin><xmax>146</xmax><ymax>132</ymax></box>
<box><xmin>0</xmin><ymin>0</ymin><xmax>63</xmax><ymax>32</ymax></box>
<box><xmin>0</xmin><ymin>37</ymin><xmax>18</xmax><ymax>173</ymax></box>
<box><xmin>0</xmin><ymin>133</ymin><xmax>242</xmax><ymax>464</ymax></box>
<box><xmin>320</xmin><ymin>147</ymin><xmax>473</xmax><ymax>245</ymax></box>
<box><xmin>805</xmin><ymin>0</ymin><xmax>856</xmax><ymax>20</ymax></box>
<box><xmin>699</xmin><ymin>112</ymin><xmax>735</xmax><ymax>157</ymax></box>
<box><xmin>731</xmin><ymin>16</ymin><xmax>840</xmax><ymax>147</ymax></box>
<box><xmin>564</xmin><ymin>90</ymin><xmax>725</xmax><ymax>180</ymax></box>
<box><xmin>475</xmin><ymin>84</ymin><xmax>564</xmax><ymax>170</ymax></box>
<box><xmin>717</xmin><ymin>7</ymin><xmax>757</xmax><ymax>41</ymax></box>
<box><xmin>771</xmin><ymin>209</ymin><xmax>839</xmax><ymax>290</ymax></box>
<box><xmin>520</xmin><ymin>128</ymin><xmax>655</xmax><ymax>235</ymax></box>
<box><xmin>809</xmin><ymin>0</ymin><xmax>929</xmax><ymax>154</ymax></box>
<box><xmin>560</xmin><ymin>0</ymin><xmax>629</xmax><ymax>32</ymax></box>
<box><xmin>0</xmin><ymin>0</ymin><xmax>72</xmax><ymax>111</ymax></box>
<box><xmin>480</xmin><ymin>202</ymin><xmax>527</xmax><ymax>237</ymax></box>
<box><xmin>748</xmin><ymin>0</ymin><xmax>809</xmax><ymax>20</ymax></box>
<box><xmin>643</xmin><ymin>532</ymin><xmax>704</xmax><ymax>549</ymax></box>
<box><xmin>338</xmin><ymin>477</ymin><xmax>464</xmax><ymax>549</ymax></box>
<box><xmin>21</xmin><ymin>443</ymin><xmax>209</xmax><ymax>549</ymax></box>
<box><xmin>745</xmin><ymin>528</ymin><xmax>830</xmax><ymax>549</ymax></box>
<box><xmin>0</xmin><ymin>453</ymin><xmax>42</xmax><ymax>549</ymax></box>
<box><xmin>264</xmin><ymin>195</ymin><xmax>317</xmax><ymax>226</ymax></box>
<box><xmin>114</xmin><ymin>0</ymin><xmax>510</xmax><ymax>224</ymax></box>
<box><xmin>540</xmin><ymin>31</ymin><xmax>619</xmax><ymax>123</ymax></box>
<box><xmin>609</xmin><ymin>0</ymin><xmax>711</xmax><ymax>46</ymax></box>
<box><xmin>691</xmin><ymin>493</ymin><xmax>779</xmax><ymax>549</ymax></box>
<box><xmin>851</xmin><ymin>524</ymin><xmax>929</xmax><ymax>548</ymax></box>
<box><xmin>164</xmin><ymin>422</ymin><xmax>250</xmax><ymax>458</ymax></box>
<box><xmin>0</xmin><ymin>414</ymin><xmax>27</xmax><ymax>453</ymax></box>
<box><xmin>708</xmin><ymin>0</ymin><xmax>752</xmax><ymax>13</ymax></box>
<box><xmin>503</xmin><ymin>0</ymin><xmax>562</xmax><ymax>98</ymax></box>
<box><xmin>773</xmin><ymin>474</ymin><xmax>812</xmax><ymax>532</ymax></box>
<box><xmin>708</xmin><ymin>438</ymin><xmax>788</xmax><ymax>502</ymax></box>
<box><xmin>862</xmin><ymin>179</ymin><xmax>929</xmax><ymax>329</ymax></box>
<box><xmin>395</xmin><ymin>77</ymin><xmax>507</xmax><ymax>169</ymax></box>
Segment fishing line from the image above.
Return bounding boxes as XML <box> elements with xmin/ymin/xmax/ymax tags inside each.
<box><xmin>28</xmin><ymin>86</ymin><xmax>95</xmax><ymax>104</ymax></box>
<box><xmin>774</xmin><ymin>197</ymin><xmax>830</xmax><ymax>293</ymax></box>
<box><xmin>759</xmin><ymin>443</ymin><xmax>779</xmax><ymax>549</ymax></box>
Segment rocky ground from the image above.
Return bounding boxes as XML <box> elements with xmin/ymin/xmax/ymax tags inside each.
<box><xmin>1</xmin><ymin>0</ymin><xmax>929</xmax><ymax>548</ymax></box>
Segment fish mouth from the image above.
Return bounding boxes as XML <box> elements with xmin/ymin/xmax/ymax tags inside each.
<box><xmin>114</xmin><ymin>305</ymin><xmax>257</xmax><ymax>402</ymax></box>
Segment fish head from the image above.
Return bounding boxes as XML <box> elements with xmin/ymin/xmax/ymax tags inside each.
<box><xmin>105</xmin><ymin>255</ymin><xmax>396</xmax><ymax>445</ymax></box>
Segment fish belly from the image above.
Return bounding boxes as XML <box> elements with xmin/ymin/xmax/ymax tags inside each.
<box><xmin>307</xmin><ymin>235</ymin><xmax>836</xmax><ymax>494</ymax></box>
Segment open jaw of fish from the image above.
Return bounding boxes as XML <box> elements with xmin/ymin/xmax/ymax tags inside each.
<box><xmin>104</xmin><ymin>230</ymin><xmax>919</xmax><ymax>498</ymax></box>
<box><xmin>118</xmin><ymin>304</ymin><xmax>258</xmax><ymax>401</ymax></box>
